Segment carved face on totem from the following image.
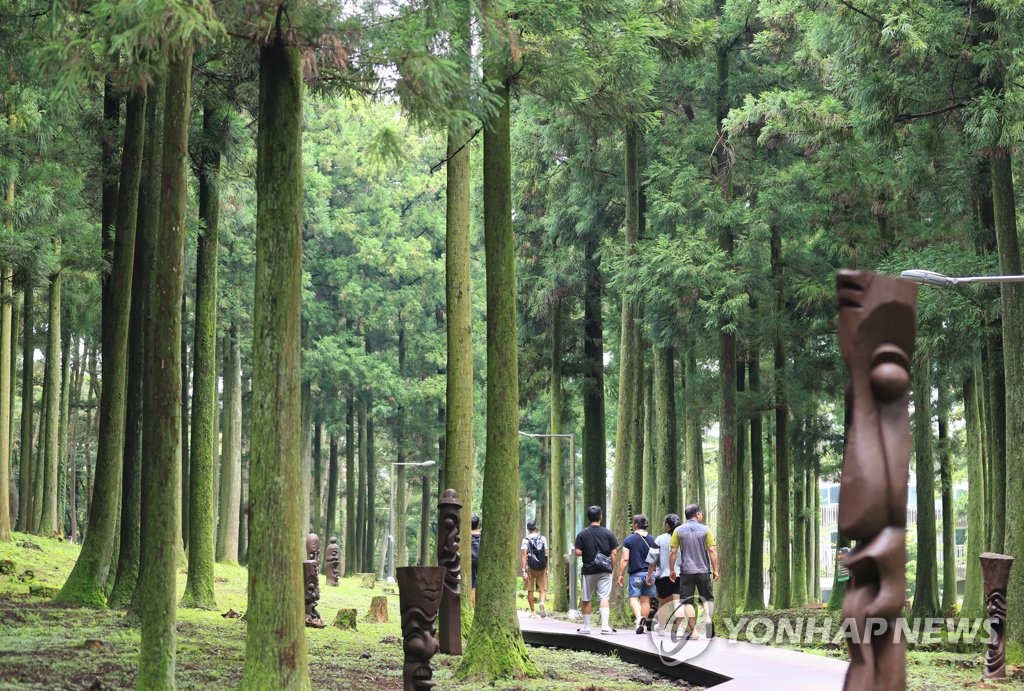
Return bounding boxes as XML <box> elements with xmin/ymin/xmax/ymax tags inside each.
<box><xmin>306</xmin><ymin>533</ymin><xmax>321</xmax><ymax>562</ymax></box>
<box><xmin>837</xmin><ymin>270</ymin><xmax>917</xmax><ymax>540</ymax></box>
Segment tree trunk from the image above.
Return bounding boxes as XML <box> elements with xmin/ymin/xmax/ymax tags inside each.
<box><xmin>581</xmin><ymin>227</ymin><xmax>606</xmax><ymax>512</ymax></box>
<box><xmin>345</xmin><ymin>395</ymin><xmax>356</xmax><ymax>575</ymax></box>
<box><xmin>57</xmin><ymin>82</ymin><xmax>145</xmax><ymax>606</ymax></box>
<box><xmin>684</xmin><ymin>345</ymin><xmax>705</xmax><ymax>509</ymax></box>
<box><xmin>419</xmin><ymin>471</ymin><xmax>430</xmax><ymax>566</ymax></box>
<box><xmin>181</xmin><ymin>290</ymin><xmax>190</xmax><ymax>550</ymax></box>
<box><xmin>642</xmin><ymin>362</ymin><xmax>654</xmax><ymax>515</ymax></box>
<box><xmin>458</xmin><ymin>45</ymin><xmax>536</xmax><ymax>679</ymax></box>
<box><xmin>983</xmin><ymin>337</ymin><xmax>1005</xmax><ymax>550</ymax></box>
<box><xmin>612</xmin><ymin>124</ymin><xmax>643</xmax><ymax>544</ymax></box>
<box><xmin>137</xmin><ymin>47</ymin><xmax>191</xmax><ymax>687</ymax></box>
<box><xmin>549</xmin><ymin>299</ymin><xmax>566</xmax><ymax>612</ymax></box>
<box><xmin>745</xmin><ymin>353</ymin><xmax>765</xmax><ymax>610</ymax></box>
<box><xmin>16</xmin><ymin>282</ymin><xmax>33</xmax><ymax>532</ymax></box>
<box><xmin>771</xmin><ymin>227</ymin><xmax>791</xmax><ymax>610</ymax></box>
<box><xmin>324</xmin><ymin>432</ymin><xmax>338</xmax><ymax>549</ymax></box>
<box><xmin>242</xmin><ymin>32</ymin><xmax>309</xmax><ymax>690</ymax></box>
<box><xmin>0</xmin><ymin>263</ymin><xmax>11</xmax><ymax>541</ymax></box>
<box><xmin>937</xmin><ymin>379</ymin><xmax>955</xmax><ymax>614</ymax></box>
<box><xmin>181</xmin><ymin>99</ymin><xmax>221</xmax><ymax>610</ymax></box>
<box><xmin>910</xmin><ymin>352</ymin><xmax>940</xmax><ymax>620</ymax></box>
<box><xmin>791</xmin><ymin>419</ymin><xmax>807</xmax><ymax>607</ymax></box>
<box><xmin>653</xmin><ymin>346</ymin><xmax>678</xmax><ymax>525</ymax></box>
<box><xmin>365</xmin><ymin>393</ymin><xmax>376</xmax><ymax>573</ymax></box>
<box><xmin>107</xmin><ymin>90</ymin><xmax>149</xmax><ymax>609</ymax></box>
<box><xmin>217</xmin><ymin>325</ymin><xmax>242</xmax><ymax>563</ymax></box>
<box><xmin>735</xmin><ymin>357</ymin><xmax>748</xmax><ymax>602</ymax></box>
<box><xmin>57</xmin><ymin>326</ymin><xmax>71</xmax><ymax>535</ymax></box>
<box><xmin>300</xmin><ymin>374</ymin><xmax>311</xmax><ymax>536</ymax></box>
<box><xmin>356</xmin><ymin>395</ymin><xmax>367</xmax><ymax>573</ymax></box>
<box><xmin>38</xmin><ymin>264</ymin><xmax>62</xmax><ymax>536</ymax></box>
<box><xmin>962</xmin><ymin>366</ymin><xmax>986</xmax><ymax>618</ymax></box>
<box><xmin>445</xmin><ymin>114</ymin><xmax>475</xmax><ymax>602</ymax></box>
<box><xmin>312</xmin><ymin>416</ymin><xmax>323</xmax><ymax>539</ymax></box>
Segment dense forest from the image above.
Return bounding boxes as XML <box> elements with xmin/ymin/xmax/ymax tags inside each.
<box><xmin>2</xmin><ymin>0</ymin><xmax>1024</xmax><ymax>685</ymax></box>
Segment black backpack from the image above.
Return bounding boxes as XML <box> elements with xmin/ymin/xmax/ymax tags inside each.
<box><xmin>471</xmin><ymin>533</ymin><xmax>481</xmax><ymax>565</ymax></box>
<box><xmin>526</xmin><ymin>535</ymin><xmax>547</xmax><ymax>570</ymax></box>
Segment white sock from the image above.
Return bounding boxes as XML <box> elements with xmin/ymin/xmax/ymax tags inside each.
<box><xmin>583</xmin><ymin>614</ymin><xmax>591</xmax><ymax>628</ymax></box>
<box><xmin>600</xmin><ymin>607</ymin><xmax>610</xmax><ymax>629</ymax></box>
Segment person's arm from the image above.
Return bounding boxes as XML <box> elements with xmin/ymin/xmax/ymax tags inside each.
<box><xmin>645</xmin><ymin>541</ymin><xmax>660</xmax><ymax>584</ymax></box>
<box><xmin>617</xmin><ymin>546</ymin><xmax>630</xmax><ymax>586</ymax></box>
<box><xmin>668</xmin><ymin>547</ymin><xmax>678</xmax><ymax>581</ymax></box>
<box><xmin>709</xmin><ymin>546</ymin><xmax>720</xmax><ymax>581</ymax></box>
<box><xmin>521</xmin><ymin>545</ymin><xmax>528</xmax><ymax>575</ymax></box>
<box><xmin>574</xmin><ymin>535</ymin><xmax>583</xmax><ymax>557</ymax></box>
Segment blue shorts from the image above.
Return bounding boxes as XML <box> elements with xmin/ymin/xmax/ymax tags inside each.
<box><xmin>627</xmin><ymin>573</ymin><xmax>656</xmax><ymax>598</ymax></box>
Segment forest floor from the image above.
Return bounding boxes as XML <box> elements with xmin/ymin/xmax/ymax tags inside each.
<box><xmin>0</xmin><ymin>533</ymin><xmax>692</xmax><ymax>690</ymax></box>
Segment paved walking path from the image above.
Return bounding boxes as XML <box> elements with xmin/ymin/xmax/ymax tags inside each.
<box><xmin>518</xmin><ymin>611</ymin><xmax>848</xmax><ymax>689</ymax></box>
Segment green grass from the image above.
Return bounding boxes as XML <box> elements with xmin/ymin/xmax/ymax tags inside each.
<box><xmin>0</xmin><ymin>534</ymin><xmax>693</xmax><ymax>689</ymax></box>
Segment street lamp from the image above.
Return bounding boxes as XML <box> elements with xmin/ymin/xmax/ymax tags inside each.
<box><xmin>387</xmin><ymin>460</ymin><xmax>436</xmax><ymax>583</ymax></box>
<box><xmin>518</xmin><ymin>430</ymin><xmax>580</xmax><ymax>620</ymax></box>
<box><xmin>900</xmin><ymin>269</ymin><xmax>1024</xmax><ymax>286</ymax></box>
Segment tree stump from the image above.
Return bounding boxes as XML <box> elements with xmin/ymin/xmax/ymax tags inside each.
<box><xmin>358</xmin><ymin>572</ymin><xmax>377</xmax><ymax>589</ymax></box>
<box><xmin>366</xmin><ymin>596</ymin><xmax>388</xmax><ymax>623</ymax></box>
<box><xmin>333</xmin><ymin>608</ymin><xmax>358</xmax><ymax>630</ymax></box>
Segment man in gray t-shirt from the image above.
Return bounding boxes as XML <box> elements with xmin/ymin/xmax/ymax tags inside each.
<box><xmin>668</xmin><ymin>504</ymin><xmax>719</xmax><ymax>639</ymax></box>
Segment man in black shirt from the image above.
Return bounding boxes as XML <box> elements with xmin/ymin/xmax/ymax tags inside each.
<box><xmin>574</xmin><ymin>505</ymin><xmax>619</xmax><ymax>634</ymax></box>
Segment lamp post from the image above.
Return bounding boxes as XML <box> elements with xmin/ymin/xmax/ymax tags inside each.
<box><xmin>518</xmin><ymin>431</ymin><xmax>580</xmax><ymax>619</ymax></box>
<box><xmin>387</xmin><ymin>460</ymin><xmax>436</xmax><ymax>583</ymax></box>
<box><xmin>900</xmin><ymin>269</ymin><xmax>1024</xmax><ymax>286</ymax></box>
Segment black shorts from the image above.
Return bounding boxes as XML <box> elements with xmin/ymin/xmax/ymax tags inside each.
<box><xmin>655</xmin><ymin>576</ymin><xmax>679</xmax><ymax>600</ymax></box>
<box><xmin>679</xmin><ymin>573</ymin><xmax>714</xmax><ymax>604</ymax></box>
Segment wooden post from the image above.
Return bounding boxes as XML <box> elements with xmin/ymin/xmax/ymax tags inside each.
<box><xmin>436</xmin><ymin>488</ymin><xmax>463</xmax><ymax>654</ymax></box>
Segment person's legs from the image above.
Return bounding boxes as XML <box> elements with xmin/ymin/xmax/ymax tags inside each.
<box><xmin>597</xmin><ymin>574</ymin><xmax>613</xmax><ymax>632</ymax></box>
<box><xmin>579</xmin><ymin>574</ymin><xmax>595</xmax><ymax>632</ymax></box>
<box><xmin>536</xmin><ymin>569</ymin><xmax>547</xmax><ymax>617</ymax></box>
<box><xmin>696</xmin><ymin>573</ymin><xmax>715</xmax><ymax>637</ymax></box>
<box><xmin>526</xmin><ymin>574</ymin><xmax>536</xmax><ymax>613</ymax></box>
<box><xmin>679</xmin><ymin>574</ymin><xmax>698</xmax><ymax>637</ymax></box>
<box><xmin>640</xmin><ymin>596</ymin><xmax>651</xmax><ymax>619</ymax></box>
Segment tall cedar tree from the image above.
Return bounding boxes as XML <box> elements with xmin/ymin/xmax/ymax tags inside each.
<box><xmin>549</xmin><ymin>299</ymin><xmax>566</xmax><ymax>612</ymax></box>
<box><xmin>16</xmin><ymin>282</ymin><xmax>33</xmax><ymax>532</ymax></box>
<box><xmin>910</xmin><ymin>352</ymin><xmax>940</xmax><ymax>620</ymax></box>
<box><xmin>241</xmin><ymin>27</ymin><xmax>309</xmax><ymax>689</ymax></box>
<box><xmin>0</xmin><ymin>263</ymin><xmax>11</xmax><ymax>542</ymax></box>
<box><xmin>181</xmin><ymin>100</ymin><xmax>221</xmax><ymax>609</ymax></box>
<box><xmin>107</xmin><ymin>91</ymin><xmax>148</xmax><ymax>608</ymax></box>
<box><xmin>56</xmin><ymin>83</ymin><xmax>140</xmax><ymax>606</ymax></box>
<box><xmin>38</xmin><ymin>262</ymin><xmax>61</xmax><ymax>535</ymax></box>
<box><xmin>137</xmin><ymin>46</ymin><xmax>192</xmax><ymax>688</ymax></box>
<box><xmin>217</xmin><ymin>324</ymin><xmax>241</xmax><ymax>562</ymax></box>
<box><xmin>458</xmin><ymin>20</ymin><xmax>537</xmax><ymax>677</ymax></box>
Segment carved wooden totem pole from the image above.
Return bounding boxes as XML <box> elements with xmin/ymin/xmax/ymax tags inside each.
<box><xmin>304</xmin><ymin>533</ymin><xmax>326</xmax><ymax>628</ymax></box>
<box><xmin>326</xmin><ymin>536</ymin><xmax>341</xmax><ymax>587</ymax></box>
<box><xmin>397</xmin><ymin>566</ymin><xmax>445</xmax><ymax>690</ymax></box>
<box><xmin>980</xmin><ymin>552</ymin><xmax>1014</xmax><ymax>679</ymax></box>
<box><xmin>436</xmin><ymin>488</ymin><xmax>463</xmax><ymax>655</ymax></box>
<box><xmin>837</xmin><ymin>270</ymin><xmax>917</xmax><ymax>691</ymax></box>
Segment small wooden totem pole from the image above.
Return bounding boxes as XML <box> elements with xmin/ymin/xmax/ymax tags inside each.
<box><xmin>397</xmin><ymin>566</ymin><xmax>445</xmax><ymax>690</ymax></box>
<box><xmin>326</xmin><ymin>536</ymin><xmax>341</xmax><ymax>587</ymax></box>
<box><xmin>836</xmin><ymin>270</ymin><xmax>917</xmax><ymax>691</ymax></box>
<box><xmin>436</xmin><ymin>488</ymin><xmax>463</xmax><ymax>655</ymax></box>
<box><xmin>980</xmin><ymin>552</ymin><xmax>1014</xmax><ymax>679</ymax></box>
<box><xmin>304</xmin><ymin>533</ymin><xmax>325</xmax><ymax>628</ymax></box>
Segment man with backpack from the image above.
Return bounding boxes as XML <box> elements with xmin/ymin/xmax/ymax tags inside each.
<box><xmin>574</xmin><ymin>505</ymin><xmax>619</xmax><ymax>634</ymax></box>
<box><xmin>618</xmin><ymin>514</ymin><xmax>658</xmax><ymax>633</ymax></box>
<box><xmin>520</xmin><ymin>520</ymin><xmax>549</xmax><ymax>618</ymax></box>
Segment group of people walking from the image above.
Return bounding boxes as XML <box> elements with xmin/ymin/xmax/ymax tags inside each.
<box><xmin>518</xmin><ymin>504</ymin><xmax>718</xmax><ymax>638</ymax></box>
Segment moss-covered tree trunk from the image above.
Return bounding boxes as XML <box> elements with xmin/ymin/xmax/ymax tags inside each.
<box><xmin>653</xmin><ymin>346</ymin><xmax>678</xmax><ymax>525</ymax></box>
<box><xmin>445</xmin><ymin>111</ymin><xmax>475</xmax><ymax>612</ymax></box>
<box><xmin>549</xmin><ymin>299</ymin><xmax>566</xmax><ymax>612</ymax></box>
<box><xmin>312</xmin><ymin>416</ymin><xmax>322</xmax><ymax>537</ymax></box>
<box><xmin>39</xmin><ymin>263</ymin><xmax>62</xmax><ymax>536</ymax></box>
<box><xmin>107</xmin><ymin>90</ymin><xmax>148</xmax><ymax>608</ymax></box>
<box><xmin>745</xmin><ymin>353</ymin><xmax>764</xmax><ymax>610</ymax></box>
<box><xmin>137</xmin><ymin>46</ymin><xmax>192</xmax><ymax>687</ymax></box>
<box><xmin>181</xmin><ymin>100</ymin><xmax>221</xmax><ymax>610</ymax></box>
<box><xmin>344</xmin><ymin>395</ymin><xmax>356</xmax><ymax>575</ymax></box>
<box><xmin>771</xmin><ymin>227</ymin><xmax>791</xmax><ymax>610</ymax></box>
<box><xmin>991</xmin><ymin>151</ymin><xmax>1024</xmax><ymax>655</ymax></box>
<box><xmin>734</xmin><ymin>358</ymin><xmax>748</xmax><ymax>601</ymax></box>
<box><xmin>217</xmin><ymin>324</ymin><xmax>241</xmax><ymax>563</ymax></box>
<box><xmin>324</xmin><ymin>433</ymin><xmax>338</xmax><ymax>544</ymax></box>
<box><xmin>364</xmin><ymin>366</ymin><xmax>376</xmax><ymax>572</ymax></box>
<box><xmin>241</xmin><ymin>29</ymin><xmax>309</xmax><ymax>690</ymax></box>
<box><xmin>356</xmin><ymin>395</ymin><xmax>367</xmax><ymax>573</ymax></box>
<box><xmin>458</xmin><ymin>38</ymin><xmax>536</xmax><ymax>678</ymax></box>
<box><xmin>684</xmin><ymin>345</ymin><xmax>705</xmax><ymax>509</ymax></box>
<box><xmin>57</xmin><ymin>83</ymin><xmax>145</xmax><ymax>605</ymax></box>
<box><xmin>962</xmin><ymin>367</ymin><xmax>986</xmax><ymax>618</ymax></box>
<box><xmin>642</xmin><ymin>364</ymin><xmax>654</xmax><ymax>515</ymax></box>
<box><xmin>16</xmin><ymin>282</ymin><xmax>33</xmax><ymax>532</ymax></box>
<box><xmin>0</xmin><ymin>262</ymin><xmax>11</xmax><ymax>542</ymax></box>
<box><xmin>937</xmin><ymin>379</ymin><xmax>955</xmax><ymax>614</ymax></box>
<box><xmin>611</xmin><ymin>124</ymin><xmax>642</xmax><ymax>540</ymax></box>
<box><xmin>910</xmin><ymin>352</ymin><xmax>940</xmax><ymax>620</ymax></box>
<box><xmin>581</xmin><ymin>225</ymin><xmax>606</xmax><ymax>512</ymax></box>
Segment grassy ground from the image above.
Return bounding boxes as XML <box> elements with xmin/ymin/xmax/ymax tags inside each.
<box><xmin>0</xmin><ymin>534</ymin><xmax>692</xmax><ymax>689</ymax></box>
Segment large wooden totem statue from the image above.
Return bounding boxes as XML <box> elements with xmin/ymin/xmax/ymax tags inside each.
<box><xmin>304</xmin><ymin>533</ymin><xmax>326</xmax><ymax>628</ymax></box>
<box><xmin>980</xmin><ymin>552</ymin><xmax>1014</xmax><ymax>679</ymax></box>
<box><xmin>837</xmin><ymin>270</ymin><xmax>917</xmax><ymax>691</ymax></box>
<box><xmin>436</xmin><ymin>488</ymin><xmax>463</xmax><ymax>655</ymax></box>
<box><xmin>397</xmin><ymin>566</ymin><xmax>445</xmax><ymax>690</ymax></box>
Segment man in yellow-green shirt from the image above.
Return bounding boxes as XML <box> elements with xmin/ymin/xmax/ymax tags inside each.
<box><xmin>668</xmin><ymin>504</ymin><xmax>719</xmax><ymax>639</ymax></box>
